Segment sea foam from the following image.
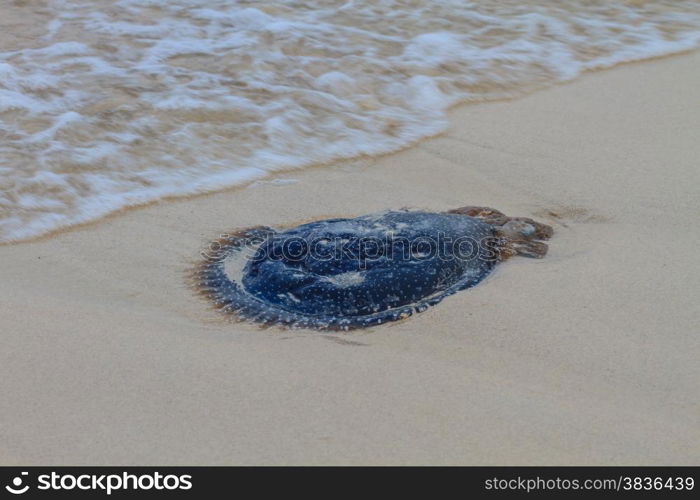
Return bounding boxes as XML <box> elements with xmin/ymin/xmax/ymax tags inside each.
<box><xmin>1</xmin><ymin>0</ymin><xmax>700</xmax><ymax>242</ymax></box>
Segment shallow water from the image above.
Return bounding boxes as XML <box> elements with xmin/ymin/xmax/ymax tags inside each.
<box><xmin>2</xmin><ymin>0</ymin><xmax>700</xmax><ymax>242</ymax></box>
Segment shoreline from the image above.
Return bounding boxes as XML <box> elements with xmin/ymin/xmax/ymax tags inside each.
<box><xmin>2</xmin><ymin>47</ymin><xmax>698</xmax><ymax>247</ymax></box>
<box><xmin>0</xmin><ymin>51</ymin><xmax>698</xmax><ymax>465</ymax></box>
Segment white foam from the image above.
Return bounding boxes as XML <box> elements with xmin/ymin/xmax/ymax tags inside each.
<box><xmin>26</xmin><ymin>111</ymin><xmax>82</xmax><ymax>143</ymax></box>
<box><xmin>1</xmin><ymin>0</ymin><xmax>700</xmax><ymax>242</ymax></box>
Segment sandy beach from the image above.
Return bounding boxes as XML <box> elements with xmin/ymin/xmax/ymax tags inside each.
<box><xmin>1</xmin><ymin>51</ymin><xmax>698</xmax><ymax>465</ymax></box>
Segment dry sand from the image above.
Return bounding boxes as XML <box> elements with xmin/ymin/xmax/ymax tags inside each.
<box><xmin>1</xmin><ymin>52</ymin><xmax>698</xmax><ymax>465</ymax></box>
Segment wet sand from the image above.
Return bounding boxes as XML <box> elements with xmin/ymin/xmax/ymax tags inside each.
<box><xmin>0</xmin><ymin>52</ymin><xmax>698</xmax><ymax>465</ymax></box>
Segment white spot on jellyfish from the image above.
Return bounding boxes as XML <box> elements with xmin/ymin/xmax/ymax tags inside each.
<box><xmin>322</xmin><ymin>271</ymin><xmax>365</xmax><ymax>287</ymax></box>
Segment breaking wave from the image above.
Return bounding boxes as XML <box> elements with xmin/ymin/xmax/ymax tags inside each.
<box><xmin>2</xmin><ymin>0</ymin><xmax>700</xmax><ymax>241</ymax></box>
